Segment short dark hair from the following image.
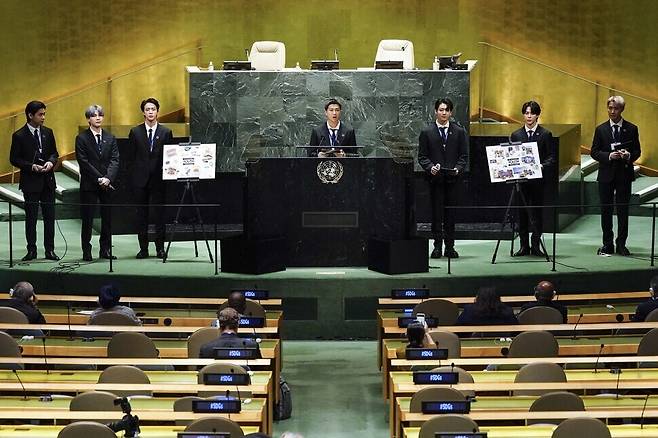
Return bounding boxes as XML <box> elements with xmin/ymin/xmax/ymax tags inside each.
<box><xmin>227</xmin><ymin>291</ymin><xmax>246</xmax><ymax>314</ymax></box>
<box><xmin>534</xmin><ymin>280</ymin><xmax>555</xmax><ymax>301</ymax></box>
<box><xmin>406</xmin><ymin>321</ymin><xmax>426</xmax><ymax>348</ymax></box>
<box><xmin>651</xmin><ymin>276</ymin><xmax>658</xmax><ymax>295</ymax></box>
<box><xmin>140</xmin><ymin>97</ymin><xmax>160</xmax><ymax>112</ymax></box>
<box><xmin>25</xmin><ymin>101</ymin><xmax>46</xmax><ymax>122</ymax></box>
<box><xmin>435</xmin><ymin>98</ymin><xmax>454</xmax><ymax>112</ymax></box>
<box><xmin>218</xmin><ymin>307</ymin><xmax>240</xmax><ymax>331</ymax></box>
<box><xmin>324</xmin><ymin>99</ymin><xmax>342</xmax><ymax>111</ymax></box>
<box><xmin>98</xmin><ymin>284</ymin><xmax>121</xmax><ymax>309</ymax></box>
<box><xmin>521</xmin><ymin>100</ymin><xmax>541</xmax><ymax>116</ymax></box>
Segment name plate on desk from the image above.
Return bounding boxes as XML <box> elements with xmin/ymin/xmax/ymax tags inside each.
<box><xmin>398</xmin><ymin>316</ymin><xmax>438</xmax><ymax>328</ymax></box>
<box><xmin>203</xmin><ymin>373</ymin><xmax>250</xmax><ymax>385</ymax></box>
<box><xmin>406</xmin><ymin>348</ymin><xmax>449</xmax><ymax>360</ymax></box>
<box><xmin>239</xmin><ymin>316</ymin><xmax>265</xmax><ymax>328</ymax></box>
<box><xmin>422</xmin><ymin>400</ymin><xmax>471</xmax><ymax>414</ymax></box>
<box><xmin>192</xmin><ymin>399</ymin><xmax>241</xmax><ymax>413</ymax></box>
<box><xmin>434</xmin><ymin>434</ymin><xmax>487</xmax><ymax>438</ymax></box>
<box><xmin>391</xmin><ymin>288</ymin><xmax>430</xmax><ymax>299</ymax></box>
<box><xmin>232</xmin><ymin>288</ymin><xmax>269</xmax><ymax>300</ymax></box>
<box><xmin>413</xmin><ymin>371</ymin><xmax>459</xmax><ymax>385</ymax></box>
<box><xmin>213</xmin><ymin>347</ymin><xmax>260</xmax><ymax>359</ymax></box>
<box><xmin>178</xmin><ymin>433</ymin><xmax>231</xmax><ymax>438</ymax></box>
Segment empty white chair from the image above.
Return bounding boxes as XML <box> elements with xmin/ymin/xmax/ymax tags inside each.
<box><xmin>374</xmin><ymin>39</ymin><xmax>414</xmax><ymax>69</ymax></box>
<box><xmin>249</xmin><ymin>41</ymin><xmax>286</xmax><ymax>70</ymax></box>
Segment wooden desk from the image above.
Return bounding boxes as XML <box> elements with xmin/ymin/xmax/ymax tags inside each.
<box><xmin>0</xmin><ymin>424</ymin><xmax>260</xmax><ymax>437</ymax></box>
<box><xmin>402</xmin><ymin>424</ymin><xmax>658</xmax><ymax>438</ymax></box>
<box><xmin>0</xmin><ymin>356</ymin><xmax>272</xmax><ymax>368</ymax></box>
<box><xmin>0</xmin><ymin>323</ymin><xmax>278</xmax><ymax>336</ymax></box>
<box><xmin>38</xmin><ymin>294</ymin><xmax>281</xmax><ymax>308</ymax></box>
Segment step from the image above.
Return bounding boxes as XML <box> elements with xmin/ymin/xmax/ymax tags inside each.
<box><xmin>54</xmin><ymin>172</ymin><xmax>80</xmax><ymax>203</ymax></box>
<box><xmin>581</xmin><ymin>154</ymin><xmax>598</xmax><ymax>177</ymax></box>
<box><xmin>61</xmin><ymin>160</ymin><xmax>80</xmax><ymax>181</ymax></box>
<box><xmin>0</xmin><ymin>183</ymin><xmax>78</xmax><ymax>220</ymax></box>
<box><xmin>0</xmin><ymin>201</ymin><xmax>25</xmax><ymax>222</ymax></box>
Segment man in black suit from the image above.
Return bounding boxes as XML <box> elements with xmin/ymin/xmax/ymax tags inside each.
<box><xmin>631</xmin><ymin>275</ymin><xmax>658</xmax><ymax>322</ymax></box>
<box><xmin>9</xmin><ymin>101</ymin><xmax>59</xmax><ymax>261</ymax></box>
<box><xmin>127</xmin><ymin>97</ymin><xmax>173</xmax><ymax>259</ymax></box>
<box><xmin>510</xmin><ymin>101</ymin><xmax>556</xmax><ymax>256</ymax></box>
<box><xmin>309</xmin><ymin>98</ymin><xmax>356</xmax><ymax>157</ymax></box>
<box><xmin>418</xmin><ymin>97</ymin><xmax>469</xmax><ymax>259</ymax></box>
<box><xmin>199</xmin><ymin>307</ymin><xmax>260</xmax><ymax>358</ymax></box>
<box><xmin>590</xmin><ymin>96</ymin><xmax>641</xmax><ymax>256</ymax></box>
<box><xmin>75</xmin><ymin>105</ymin><xmax>120</xmax><ymax>261</ymax></box>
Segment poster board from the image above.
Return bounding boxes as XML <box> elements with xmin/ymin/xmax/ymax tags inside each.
<box><xmin>485</xmin><ymin>141</ymin><xmax>542</xmax><ymax>183</ymax></box>
<box><xmin>162</xmin><ymin>143</ymin><xmax>216</xmax><ymax>180</ymax></box>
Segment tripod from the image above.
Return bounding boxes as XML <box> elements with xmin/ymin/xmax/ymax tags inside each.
<box><xmin>491</xmin><ymin>179</ymin><xmax>550</xmax><ymax>264</ymax></box>
<box><xmin>163</xmin><ymin>178</ymin><xmax>214</xmax><ymax>263</ymax></box>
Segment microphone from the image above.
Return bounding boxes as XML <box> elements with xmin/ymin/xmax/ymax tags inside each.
<box><xmin>244</xmin><ymin>48</ymin><xmax>250</xmax><ymax>60</ymax></box>
<box><xmin>41</xmin><ymin>337</ymin><xmax>50</xmax><ymax>375</ymax></box>
<box><xmin>66</xmin><ymin>303</ymin><xmax>74</xmax><ymax>341</ymax></box>
<box><xmin>612</xmin><ymin>368</ymin><xmax>623</xmax><ymax>399</ymax></box>
<box><xmin>593</xmin><ymin>344</ymin><xmax>605</xmax><ymax>374</ymax></box>
<box><xmin>500</xmin><ymin>347</ymin><xmax>509</xmax><ymax>357</ymax></box>
<box><xmin>334</xmin><ymin>48</ymin><xmax>338</xmax><ymax>60</ymax></box>
<box><xmin>640</xmin><ymin>393</ymin><xmax>650</xmax><ymax>429</ymax></box>
<box><xmin>571</xmin><ymin>313</ymin><xmax>584</xmax><ymax>339</ymax></box>
<box><xmin>12</xmin><ymin>370</ymin><xmax>28</xmax><ymax>400</ymax></box>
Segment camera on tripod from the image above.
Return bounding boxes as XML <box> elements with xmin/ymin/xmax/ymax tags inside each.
<box><xmin>106</xmin><ymin>397</ymin><xmax>140</xmax><ymax>437</ymax></box>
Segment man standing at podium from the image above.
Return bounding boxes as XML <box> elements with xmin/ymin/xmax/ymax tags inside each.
<box><xmin>418</xmin><ymin>98</ymin><xmax>468</xmax><ymax>259</ymax></box>
<box><xmin>309</xmin><ymin>98</ymin><xmax>356</xmax><ymax>157</ymax></box>
<box><xmin>127</xmin><ymin>97</ymin><xmax>173</xmax><ymax>259</ymax></box>
<box><xmin>510</xmin><ymin>101</ymin><xmax>555</xmax><ymax>257</ymax></box>
<box><xmin>590</xmin><ymin>95</ymin><xmax>641</xmax><ymax>256</ymax></box>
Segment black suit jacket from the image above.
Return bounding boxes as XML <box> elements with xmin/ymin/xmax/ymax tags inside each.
<box><xmin>417</xmin><ymin>122</ymin><xmax>469</xmax><ymax>182</ymax></box>
<box><xmin>308</xmin><ymin>123</ymin><xmax>357</xmax><ymax>157</ymax></box>
<box><xmin>590</xmin><ymin>119</ymin><xmax>641</xmax><ymax>183</ymax></box>
<box><xmin>199</xmin><ymin>332</ymin><xmax>261</xmax><ymax>358</ymax></box>
<box><xmin>631</xmin><ymin>298</ymin><xmax>658</xmax><ymax>322</ymax></box>
<box><xmin>126</xmin><ymin>123</ymin><xmax>174</xmax><ymax>188</ymax></box>
<box><xmin>75</xmin><ymin>129</ymin><xmax>120</xmax><ymax>191</ymax></box>
<box><xmin>9</xmin><ymin>124</ymin><xmax>58</xmax><ymax>192</ymax></box>
<box><xmin>510</xmin><ymin>125</ymin><xmax>556</xmax><ymax>170</ymax></box>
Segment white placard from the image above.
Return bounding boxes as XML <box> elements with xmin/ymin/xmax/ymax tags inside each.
<box><xmin>162</xmin><ymin>143</ymin><xmax>216</xmax><ymax>180</ymax></box>
<box><xmin>485</xmin><ymin>141</ymin><xmax>542</xmax><ymax>183</ymax></box>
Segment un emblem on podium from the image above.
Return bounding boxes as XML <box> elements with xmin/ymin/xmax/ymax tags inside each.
<box><xmin>317</xmin><ymin>160</ymin><xmax>344</xmax><ymax>184</ymax></box>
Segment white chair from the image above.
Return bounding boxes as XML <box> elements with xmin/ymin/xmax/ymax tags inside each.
<box><xmin>374</xmin><ymin>39</ymin><xmax>414</xmax><ymax>69</ymax></box>
<box><xmin>249</xmin><ymin>41</ymin><xmax>286</xmax><ymax>70</ymax></box>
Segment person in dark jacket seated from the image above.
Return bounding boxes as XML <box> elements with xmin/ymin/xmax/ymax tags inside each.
<box><xmin>632</xmin><ymin>275</ymin><xmax>658</xmax><ymax>322</ymax></box>
<box><xmin>6</xmin><ymin>281</ymin><xmax>46</xmax><ymax>324</ymax></box>
<box><xmin>228</xmin><ymin>291</ymin><xmax>246</xmax><ymax>315</ymax></box>
<box><xmin>519</xmin><ymin>280</ymin><xmax>567</xmax><ymax>323</ymax></box>
<box><xmin>456</xmin><ymin>287</ymin><xmax>518</xmax><ymax>336</ymax></box>
<box><xmin>200</xmin><ymin>307</ymin><xmax>260</xmax><ymax>358</ymax></box>
<box><xmin>396</xmin><ymin>321</ymin><xmax>437</xmax><ymax>358</ymax></box>
<box><xmin>89</xmin><ymin>284</ymin><xmax>141</xmax><ymax>325</ymax></box>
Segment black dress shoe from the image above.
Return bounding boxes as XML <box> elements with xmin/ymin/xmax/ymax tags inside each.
<box><xmin>135</xmin><ymin>250</ymin><xmax>149</xmax><ymax>259</ymax></box>
<box><xmin>531</xmin><ymin>246</ymin><xmax>547</xmax><ymax>257</ymax></box>
<box><xmin>444</xmin><ymin>248</ymin><xmax>459</xmax><ymax>258</ymax></box>
<box><xmin>45</xmin><ymin>250</ymin><xmax>60</xmax><ymax>261</ymax></box>
<box><xmin>597</xmin><ymin>245</ymin><xmax>614</xmax><ymax>255</ymax></box>
<box><xmin>616</xmin><ymin>246</ymin><xmax>631</xmax><ymax>256</ymax></box>
<box><xmin>82</xmin><ymin>252</ymin><xmax>93</xmax><ymax>262</ymax></box>
<box><xmin>21</xmin><ymin>251</ymin><xmax>37</xmax><ymax>261</ymax></box>
<box><xmin>99</xmin><ymin>250</ymin><xmax>117</xmax><ymax>260</ymax></box>
<box><xmin>513</xmin><ymin>247</ymin><xmax>530</xmax><ymax>257</ymax></box>
<box><xmin>156</xmin><ymin>249</ymin><xmax>166</xmax><ymax>259</ymax></box>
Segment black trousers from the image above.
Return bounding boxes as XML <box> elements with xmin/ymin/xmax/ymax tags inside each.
<box><xmin>517</xmin><ymin>182</ymin><xmax>544</xmax><ymax>249</ymax></box>
<box><xmin>133</xmin><ymin>183</ymin><xmax>166</xmax><ymax>251</ymax></box>
<box><xmin>598</xmin><ymin>177</ymin><xmax>632</xmax><ymax>247</ymax></box>
<box><xmin>430</xmin><ymin>180</ymin><xmax>459</xmax><ymax>249</ymax></box>
<box><xmin>80</xmin><ymin>188</ymin><xmax>112</xmax><ymax>253</ymax></box>
<box><xmin>23</xmin><ymin>188</ymin><xmax>56</xmax><ymax>252</ymax></box>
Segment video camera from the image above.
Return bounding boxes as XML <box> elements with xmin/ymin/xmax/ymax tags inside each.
<box><xmin>106</xmin><ymin>397</ymin><xmax>140</xmax><ymax>437</ymax></box>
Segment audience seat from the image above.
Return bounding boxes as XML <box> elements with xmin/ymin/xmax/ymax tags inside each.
<box><xmin>528</xmin><ymin>391</ymin><xmax>585</xmax><ymax>425</ymax></box>
<box><xmin>551</xmin><ymin>417</ymin><xmax>611</xmax><ymax>438</ymax></box>
<box><xmin>97</xmin><ymin>365</ymin><xmax>152</xmax><ymax>397</ymax></box>
<box><xmin>249</xmin><ymin>41</ymin><xmax>286</xmax><ymax>70</ymax></box>
<box><xmin>418</xmin><ymin>414</ymin><xmax>479</xmax><ymax>438</ymax></box>
<box><xmin>413</xmin><ymin>299</ymin><xmax>459</xmax><ymax>326</ymax></box>
<box><xmin>513</xmin><ymin>362</ymin><xmax>567</xmax><ymax>396</ymax></box>
<box><xmin>184</xmin><ymin>416</ymin><xmax>245</xmax><ymax>437</ymax></box>
<box><xmin>374</xmin><ymin>39</ymin><xmax>415</xmax><ymax>69</ymax></box>
<box><xmin>57</xmin><ymin>421</ymin><xmax>117</xmax><ymax>438</ymax></box>
<box><xmin>517</xmin><ymin>306</ymin><xmax>564</xmax><ymax>325</ymax></box>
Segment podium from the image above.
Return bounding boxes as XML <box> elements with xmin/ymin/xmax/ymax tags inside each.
<box><xmin>221</xmin><ymin>157</ymin><xmax>427</xmax><ymax>273</ymax></box>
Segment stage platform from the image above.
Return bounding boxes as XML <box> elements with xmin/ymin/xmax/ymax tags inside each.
<box><xmin>0</xmin><ymin>215</ymin><xmax>655</xmax><ymax>339</ymax></box>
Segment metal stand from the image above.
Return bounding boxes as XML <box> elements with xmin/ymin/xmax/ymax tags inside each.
<box><xmin>163</xmin><ymin>179</ymin><xmax>214</xmax><ymax>263</ymax></box>
<box><xmin>491</xmin><ymin>179</ymin><xmax>550</xmax><ymax>264</ymax></box>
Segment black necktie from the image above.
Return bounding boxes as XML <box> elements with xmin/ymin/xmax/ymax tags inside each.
<box><xmin>148</xmin><ymin>128</ymin><xmax>154</xmax><ymax>152</ymax></box>
<box><xmin>330</xmin><ymin>129</ymin><xmax>337</xmax><ymax>146</ymax></box>
<box><xmin>527</xmin><ymin>130</ymin><xmax>533</xmax><ymax>141</ymax></box>
<box><xmin>33</xmin><ymin>129</ymin><xmax>41</xmax><ymax>152</ymax></box>
<box><xmin>613</xmin><ymin>125</ymin><xmax>620</xmax><ymax>142</ymax></box>
<box><xmin>96</xmin><ymin>134</ymin><xmax>102</xmax><ymax>152</ymax></box>
<box><xmin>439</xmin><ymin>127</ymin><xmax>447</xmax><ymax>144</ymax></box>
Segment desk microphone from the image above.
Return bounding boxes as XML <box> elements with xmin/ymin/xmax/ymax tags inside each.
<box><xmin>640</xmin><ymin>393</ymin><xmax>650</xmax><ymax>429</ymax></box>
<box><xmin>12</xmin><ymin>370</ymin><xmax>28</xmax><ymax>400</ymax></box>
<box><xmin>571</xmin><ymin>313</ymin><xmax>583</xmax><ymax>339</ymax></box>
<box><xmin>593</xmin><ymin>343</ymin><xmax>605</xmax><ymax>374</ymax></box>
<box><xmin>40</xmin><ymin>336</ymin><xmax>50</xmax><ymax>375</ymax></box>
<box><xmin>612</xmin><ymin>368</ymin><xmax>623</xmax><ymax>399</ymax></box>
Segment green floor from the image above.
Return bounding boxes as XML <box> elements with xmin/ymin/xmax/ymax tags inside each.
<box><xmin>273</xmin><ymin>341</ymin><xmax>388</xmax><ymax>437</ymax></box>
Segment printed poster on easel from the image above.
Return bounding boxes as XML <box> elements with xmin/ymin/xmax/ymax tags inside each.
<box><xmin>485</xmin><ymin>141</ymin><xmax>543</xmax><ymax>183</ymax></box>
<box><xmin>162</xmin><ymin>143</ymin><xmax>217</xmax><ymax>180</ymax></box>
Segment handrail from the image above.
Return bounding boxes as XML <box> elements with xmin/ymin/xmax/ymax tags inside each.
<box><xmin>0</xmin><ymin>39</ymin><xmax>204</xmax><ymax>121</ymax></box>
<box><xmin>478</xmin><ymin>41</ymin><xmax>658</xmax><ymax>106</ymax></box>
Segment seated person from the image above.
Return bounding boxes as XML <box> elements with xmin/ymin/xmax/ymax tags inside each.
<box><xmin>88</xmin><ymin>284</ymin><xmax>141</xmax><ymax>325</ymax></box>
<box><xmin>396</xmin><ymin>321</ymin><xmax>437</xmax><ymax>358</ymax></box>
<box><xmin>200</xmin><ymin>307</ymin><xmax>260</xmax><ymax>358</ymax></box>
<box><xmin>5</xmin><ymin>281</ymin><xmax>46</xmax><ymax>324</ymax></box>
<box><xmin>308</xmin><ymin>98</ymin><xmax>356</xmax><ymax>158</ymax></box>
<box><xmin>519</xmin><ymin>280</ymin><xmax>567</xmax><ymax>323</ymax></box>
<box><xmin>632</xmin><ymin>275</ymin><xmax>658</xmax><ymax>321</ymax></box>
<box><xmin>228</xmin><ymin>291</ymin><xmax>246</xmax><ymax>315</ymax></box>
<box><xmin>457</xmin><ymin>286</ymin><xmax>518</xmax><ymax>328</ymax></box>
